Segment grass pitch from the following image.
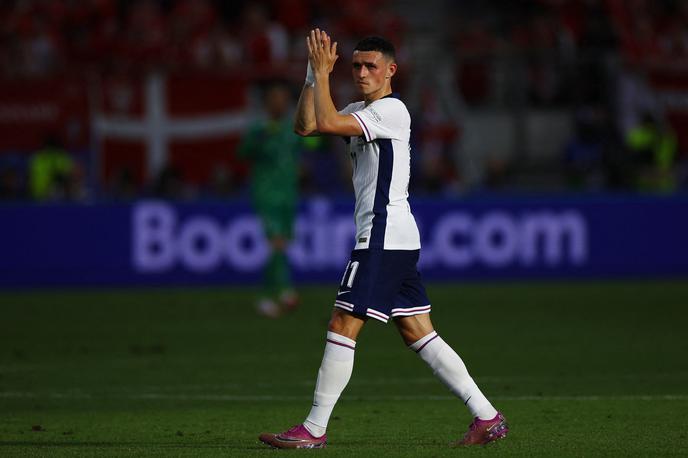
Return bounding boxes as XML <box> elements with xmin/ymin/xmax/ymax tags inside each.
<box><xmin>1</xmin><ymin>280</ymin><xmax>687</xmax><ymax>456</ymax></box>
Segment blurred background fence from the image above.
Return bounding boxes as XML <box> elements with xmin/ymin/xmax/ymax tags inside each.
<box><xmin>1</xmin><ymin>0</ymin><xmax>687</xmax><ymax>286</ymax></box>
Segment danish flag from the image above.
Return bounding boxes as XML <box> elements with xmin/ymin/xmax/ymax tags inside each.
<box><xmin>94</xmin><ymin>72</ymin><xmax>250</xmax><ymax>186</ymax></box>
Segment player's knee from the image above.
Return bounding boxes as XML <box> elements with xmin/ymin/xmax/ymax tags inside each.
<box><xmin>327</xmin><ymin>313</ymin><xmax>339</xmax><ymax>330</ymax></box>
<box><xmin>327</xmin><ymin>312</ymin><xmax>348</xmax><ymax>335</ymax></box>
<box><xmin>399</xmin><ymin>328</ymin><xmax>425</xmax><ymax>346</ymax></box>
<box><xmin>328</xmin><ymin>309</ymin><xmax>364</xmax><ymax>340</ymax></box>
<box><xmin>270</xmin><ymin>236</ymin><xmax>287</xmax><ymax>251</ymax></box>
<box><xmin>395</xmin><ymin>314</ymin><xmax>435</xmax><ymax>346</ymax></box>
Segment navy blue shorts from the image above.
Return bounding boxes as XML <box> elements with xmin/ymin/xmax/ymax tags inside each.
<box><xmin>333</xmin><ymin>249</ymin><xmax>431</xmax><ymax>323</ymax></box>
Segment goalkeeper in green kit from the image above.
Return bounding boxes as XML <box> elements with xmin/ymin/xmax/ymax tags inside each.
<box><xmin>239</xmin><ymin>81</ymin><xmax>304</xmax><ymax>318</ymax></box>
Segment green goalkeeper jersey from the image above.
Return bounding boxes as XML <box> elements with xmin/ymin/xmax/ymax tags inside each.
<box><xmin>238</xmin><ymin>117</ymin><xmax>302</xmax><ymax>207</ymax></box>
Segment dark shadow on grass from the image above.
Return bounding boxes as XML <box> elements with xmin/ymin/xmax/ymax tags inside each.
<box><xmin>0</xmin><ymin>441</ymin><xmax>243</xmax><ymax>449</ymax></box>
<box><xmin>0</xmin><ymin>440</ymin><xmax>281</xmax><ymax>452</ymax></box>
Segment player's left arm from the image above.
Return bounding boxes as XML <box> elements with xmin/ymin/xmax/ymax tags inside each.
<box><xmin>308</xmin><ymin>29</ymin><xmax>363</xmax><ymax>137</ymax></box>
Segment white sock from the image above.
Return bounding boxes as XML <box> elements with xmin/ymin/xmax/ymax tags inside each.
<box><xmin>410</xmin><ymin>331</ymin><xmax>498</xmax><ymax>420</ymax></box>
<box><xmin>303</xmin><ymin>331</ymin><xmax>356</xmax><ymax>437</ymax></box>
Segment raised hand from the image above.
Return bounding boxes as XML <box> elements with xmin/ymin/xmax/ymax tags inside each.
<box><xmin>306</xmin><ymin>28</ymin><xmax>339</xmax><ymax>79</ymax></box>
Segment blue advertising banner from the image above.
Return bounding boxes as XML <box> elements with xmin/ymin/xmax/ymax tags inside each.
<box><xmin>1</xmin><ymin>195</ymin><xmax>687</xmax><ymax>288</ymax></box>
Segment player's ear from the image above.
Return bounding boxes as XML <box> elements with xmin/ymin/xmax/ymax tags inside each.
<box><xmin>386</xmin><ymin>62</ymin><xmax>397</xmax><ymax>79</ymax></box>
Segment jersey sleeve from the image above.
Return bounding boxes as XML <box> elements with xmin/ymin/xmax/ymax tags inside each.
<box><xmin>337</xmin><ymin>103</ymin><xmax>361</xmax><ymax>143</ymax></box>
<box><xmin>338</xmin><ymin>103</ymin><xmax>359</xmax><ymax>116</ymax></box>
<box><xmin>349</xmin><ymin>98</ymin><xmax>406</xmax><ymax>142</ymax></box>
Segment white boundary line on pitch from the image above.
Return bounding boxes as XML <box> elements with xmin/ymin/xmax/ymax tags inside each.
<box><xmin>1</xmin><ymin>392</ymin><xmax>687</xmax><ymax>402</ymax></box>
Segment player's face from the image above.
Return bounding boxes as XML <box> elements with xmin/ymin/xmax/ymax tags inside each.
<box><xmin>351</xmin><ymin>51</ymin><xmax>395</xmax><ymax>97</ymax></box>
<box><xmin>265</xmin><ymin>86</ymin><xmax>291</xmax><ymax>119</ymax></box>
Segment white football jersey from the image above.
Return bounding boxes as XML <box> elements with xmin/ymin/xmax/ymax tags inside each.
<box><xmin>339</xmin><ymin>94</ymin><xmax>421</xmax><ymax>250</ymax></box>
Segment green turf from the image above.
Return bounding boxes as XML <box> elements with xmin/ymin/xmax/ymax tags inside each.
<box><xmin>1</xmin><ymin>280</ymin><xmax>688</xmax><ymax>456</ymax></box>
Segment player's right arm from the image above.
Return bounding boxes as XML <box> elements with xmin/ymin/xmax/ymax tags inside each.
<box><xmin>308</xmin><ymin>29</ymin><xmax>363</xmax><ymax>138</ymax></box>
<box><xmin>294</xmin><ymin>79</ymin><xmax>318</xmax><ymax>137</ymax></box>
<box><xmin>295</xmin><ymin>30</ymin><xmax>362</xmax><ymax>137</ymax></box>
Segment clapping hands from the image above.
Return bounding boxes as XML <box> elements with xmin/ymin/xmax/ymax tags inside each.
<box><xmin>306</xmin><ymin>28</ymin><xmax>339</xmax><ymax>79</ymax></box>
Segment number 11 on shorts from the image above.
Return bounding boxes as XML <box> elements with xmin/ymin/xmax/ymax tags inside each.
<box><xmin>340</xmin><ymin>261</ymin><xmax>360</xmax><ymax>288</ymax></box>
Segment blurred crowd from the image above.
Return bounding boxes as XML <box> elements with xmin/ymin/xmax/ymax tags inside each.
<box><xmin>0</xmin><ymin>0</ymin><xmax>687</xmax><ymax>201</ymax></box>
<box><xmin>443</xmin><ymin>0</ymin><xmax>687</xmax><ymax>192</ymax></box>
<box><xmin>451</xmin><ymin>0</ymin><xmax>688</xmax><ymax>104</ymax></box>
<box><xmin>0</xmin><ymin>0</ymin><xmax>402</xmax><ymax>77</ymax></box>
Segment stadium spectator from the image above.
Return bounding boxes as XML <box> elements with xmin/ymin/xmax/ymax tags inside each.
<box><xmin>166</xmin><ymin>0</ymin><xmax>220</xmax><ymax>70</ymax></box>
<box><xmin>413</xmin><ymin>92</ymin><xmax>462</xmax><ymax>194</ymax></box>
<box><xmin>240</xmin><ymin>2</ymin><xmax>289</xmax><ymax>64</ymax></box>
<box><xmin>211</xmin><ymin>24</ymin><xmax>243</xmax><ymax>69</ymax></box>
<box><xmin>29</xmin><ymin>136</ymin><xmax>80</xmax><ymax>201</ymax></box>
<box><xmin>625</xmin><ymin>112</ymin><xmax>678</xmax><ymax>192</ymax></box>
<box><xmin>455</xmin><ymin>18</ymin><xmax>498</xmax><ymax>106</ymax></box>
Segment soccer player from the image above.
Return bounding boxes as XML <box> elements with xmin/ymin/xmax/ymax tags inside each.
<box><xmin>238</xmin><ymin>80</ymin><xmax>301</xmax><ymax>318</ymax></box>
<box><xmin>259</xmin><ymin>30</ymin><xmax>508</xmax><ymax>448</ymax></box>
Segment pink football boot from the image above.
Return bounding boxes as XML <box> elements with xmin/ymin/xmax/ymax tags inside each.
<box><xmin>453</xmin><ymin>412</ymin><xmax>508</xmax><ymax>446</ymax></box>
<box><xmin>259</xmin><ymin>424</ymin><xmax>327</xmax><ymax>449</ymax></box>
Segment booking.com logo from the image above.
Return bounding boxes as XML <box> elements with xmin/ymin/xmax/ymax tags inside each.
<box><xmin>132</xmin><ymin>200</ymin><xmax>588</xmax><ymax>273</ymax></box>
